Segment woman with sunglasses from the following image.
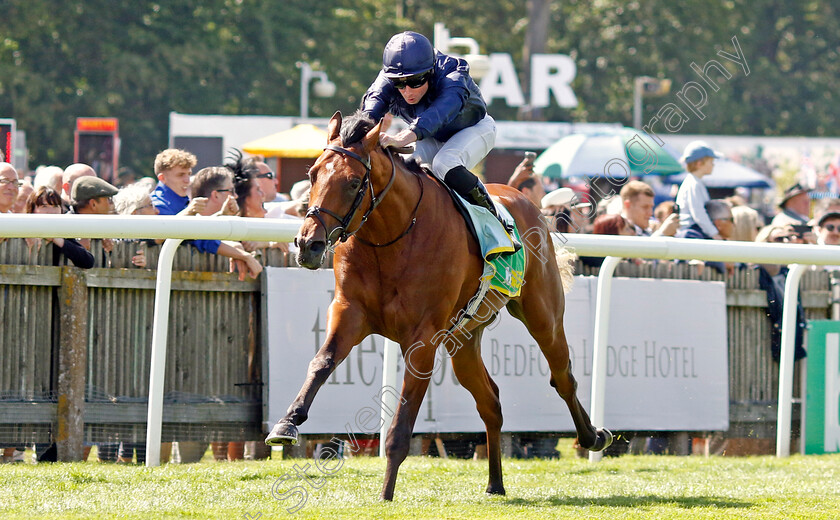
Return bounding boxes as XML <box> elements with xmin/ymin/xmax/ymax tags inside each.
<box><xmin>24</xmin><ymin>186</ymin><xmax>95</xmax><ymax>269</ymax></box>
<box><xmin>361</xmin><ymin>31</ymin><xmax>518</xmax><ymax>249</ymax></box>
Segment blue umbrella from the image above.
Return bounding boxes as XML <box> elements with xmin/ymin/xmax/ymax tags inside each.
<box><xmin>533</xmin><ymin>129</ymin><xmax>684</xmax><ymax>179</ymax></box>
<box><xmin>663</xmin><ymin>159</ymin><xmax>774</xmax><ymax>189</ymax></box>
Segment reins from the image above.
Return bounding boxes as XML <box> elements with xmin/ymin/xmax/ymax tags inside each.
<box><xmin>305</xmin><ymin>145</ymin><xmax>424</xmax><ymax>248</ymax></box>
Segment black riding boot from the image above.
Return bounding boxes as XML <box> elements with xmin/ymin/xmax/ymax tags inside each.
<box><xmin>444</xmin><ymin>166</ymin><xmax>522</xmax><ymax>254</ymax></box>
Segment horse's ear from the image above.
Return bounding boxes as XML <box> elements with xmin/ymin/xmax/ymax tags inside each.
<box><xmin>361</xmin><ymin>118</ymin><xmax>383</xmax><ymax>154</ymax></box>
<box><xmin>327</xmin><ymin>111</ymin><xmax>342</xmax><ymax>142</ymax></box>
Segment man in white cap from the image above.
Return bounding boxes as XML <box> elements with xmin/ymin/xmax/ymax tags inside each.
<box><xmin>541</xmin><ymin>187</ymin><xmax>592</xmax><ymax>233</ymax></box>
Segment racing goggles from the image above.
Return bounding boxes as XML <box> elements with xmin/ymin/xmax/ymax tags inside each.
<box><xmin>391</xmin><ymin>72</ymin><xmax>431</xmax><ymax>90</ymax></box>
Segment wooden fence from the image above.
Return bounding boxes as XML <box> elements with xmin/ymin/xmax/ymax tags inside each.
<box><xmin>1</xmin><ymin>238</ymin><xmax>837</xmax><ymax>451</ymax></box>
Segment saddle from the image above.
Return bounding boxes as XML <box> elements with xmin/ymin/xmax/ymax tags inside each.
<box><xmin>418</xmin><ymin>167</ymin><xmax>526</xmax><ymax>333</ymax></box>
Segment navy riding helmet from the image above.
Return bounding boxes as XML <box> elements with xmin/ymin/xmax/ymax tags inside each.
<box><xmin>382</xmin><ymin>31</ymin><xmax>435</xmax><ymax>78</ymax></box>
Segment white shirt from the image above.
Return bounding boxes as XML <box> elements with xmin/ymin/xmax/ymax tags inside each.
<box><xmin>676</xmin><ymin>173</ymin><xmax>718</xmax><ymax>237</ymax></box>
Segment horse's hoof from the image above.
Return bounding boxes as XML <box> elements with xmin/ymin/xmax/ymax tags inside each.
<box><xmin>485</xmin><ymin>484</ymin><xmax>506</xmax><ymax>496</ymax></box>
<box><xmin>589</xmin><ymin>428</ymin><xmax>614</xmax><ymax>452</ymax></box>
<box><xmin>265</xmin><ymin>420</ymin><xmax>299</xmax><ymax>446</ymax></box>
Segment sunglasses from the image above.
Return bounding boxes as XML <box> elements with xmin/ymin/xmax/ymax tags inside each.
<box><xmin>215</xmin><ymin>188</ymin><xmax>234</xmax><ymax>194</ymax></box>
<box><xmin>257</xmin><ymin>171</ymin><xmax>275</xmax><ymax>180</ymax></box>
<box><xmin>391</xmin><ymin>72</ymin><xmax>430</xmax><ymax>90</ymax></box>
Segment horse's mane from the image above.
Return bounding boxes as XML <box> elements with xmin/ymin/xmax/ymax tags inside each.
<box><xmin>340</xmin><ymin>110</ymin><xmax>425</xmax><ymax>175</ymax></box>
<box><xmin>340</xmin><ymin>110</ymin><xmax>376</xmax><ymax>146</ymax></box>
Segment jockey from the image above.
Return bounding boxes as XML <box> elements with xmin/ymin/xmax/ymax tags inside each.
<box><xmin>361</xmin><ymin>31</ymin><xmax>520</xmax><ymax>251</ymax></box>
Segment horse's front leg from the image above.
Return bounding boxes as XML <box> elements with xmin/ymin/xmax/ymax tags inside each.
<box><xmin>381</xmin><ymin>337</ymin><xmax>437</xmax><ymax>501</ymax></box>
<box><xmin>265</xmin><ymin>301</ymin><xmax>368</xmax><ymax>446</ymax></box>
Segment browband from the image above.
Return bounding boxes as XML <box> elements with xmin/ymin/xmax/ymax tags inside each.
<box><xmin>324</xmin><ymin>144</ymin><xmax>371</xmax><ymax>172</ymax></box>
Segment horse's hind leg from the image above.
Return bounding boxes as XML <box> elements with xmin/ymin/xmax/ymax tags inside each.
<box><xmin>509</xmin><ymin>290</ymin><xmax>612</xmax><ymax>452</ymax></box>
<box><xmin>450</xmin><ymin>332</ymin><xmax>505</xmax><ymax>495</ymax></box>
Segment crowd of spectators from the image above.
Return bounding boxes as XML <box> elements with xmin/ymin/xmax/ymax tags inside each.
<box><xmin>0</xmin><ymin>146</ymin><xmax>301</xmax><ymax>273</ymax></box>
<box><xmin>0</xmin><ymin>151</ymin><xmax>301</xmax><ymax>464</ymax></box>
<box><xmin>503</xmin><ymin>141</ymin><xmax>840</xmax><ymax>263</ymax></box>
<box><xmin>3</xmin><ymin>137</ymin><xmax>840</xmax><ymax>463</ymax></box>
<box><xmin>503</xmin><ymin>141</ymin><xmax>840</xmax><ymax>457</ymax></box>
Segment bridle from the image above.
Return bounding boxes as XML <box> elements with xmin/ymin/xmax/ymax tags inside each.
<box><xmin>304</xmin><ymin>144</ymin><xmax>424</xmax><ymax>248</ymax></box>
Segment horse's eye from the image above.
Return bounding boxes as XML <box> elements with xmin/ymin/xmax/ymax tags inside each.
<box><xmin>348</xmin><ymin>178</ymin><xmax>362</xmax><ymax>191</ymax></box>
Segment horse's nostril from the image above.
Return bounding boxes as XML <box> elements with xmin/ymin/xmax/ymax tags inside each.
<box><xmin>309</xmin><ymin>241</ymin><xmax>326</xmax><ymax>256</ymax></box>
<box><xmin>294</xmin><ymin>237</ymin><xmax>299</xmax><ymax>247</ymax></box>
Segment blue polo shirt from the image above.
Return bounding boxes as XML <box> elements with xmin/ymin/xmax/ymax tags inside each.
<box><xmin>151</xmin><ymin>182</ymin><xmax>220</xmax><ymax>254</ymax></box>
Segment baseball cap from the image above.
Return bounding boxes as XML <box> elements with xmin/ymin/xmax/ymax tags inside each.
<box><xmin>679</xmin><ymin>141</ymin><xmax>722</xmax><ymax>164</ymax></box>
<box><xmin>816</xmin><ymin>210</ymin><xmax>840</xmax><ymax>227</ymax></box>
<box><xmin>71</xmin><ymin>176</ymin><xmax>119</xmax><ymax>202</ymax></box>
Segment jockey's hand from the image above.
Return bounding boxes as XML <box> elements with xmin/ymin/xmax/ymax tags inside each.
<box><xmin>380</xmin><ymin>129</ymin><xmax>417</xmax><ymax>149</ymax></box>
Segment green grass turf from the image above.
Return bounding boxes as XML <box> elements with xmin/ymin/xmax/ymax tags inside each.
<box><xmin>1</xmin><ymin>442</ymin><xmax>838</xmax><ymax>519</ymax></box>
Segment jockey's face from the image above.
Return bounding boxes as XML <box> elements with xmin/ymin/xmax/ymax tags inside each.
<box><xmin>397</xmin><ymin>81</ymin><xmax>428</xmax><ymax>105</ymax></box>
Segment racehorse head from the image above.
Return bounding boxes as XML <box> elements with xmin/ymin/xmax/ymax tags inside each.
<box><xmin>295</xmin><ymin>111</ymin><xmax>383</xmax><ymax>269</ymax></box>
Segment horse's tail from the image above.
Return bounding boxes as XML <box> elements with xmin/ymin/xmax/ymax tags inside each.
<box><xmin>549</xmin><ymin>233</ymin><xmax>576</xmax><ymax>294</ymax></box>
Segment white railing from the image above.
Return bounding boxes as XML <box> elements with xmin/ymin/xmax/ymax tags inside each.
<box><xmin>3</xmin><ymin>215</ymin><xmax>838</xmax><ymax>463</ymax></box>
<box><xmin>2</xmin><ymin>214</ymin><xmax>299</xmax><ymax>466</ymax></box>
<box><xmin>558</xmin><ymin>234</ymin><xmax>839</xmax><ymax>461</ymax></box>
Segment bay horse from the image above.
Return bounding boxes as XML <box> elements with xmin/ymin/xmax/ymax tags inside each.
<box><xmin>266</xmin><ymin>111</ymin><xmax>612</xmax><ymax>500</ymax></box>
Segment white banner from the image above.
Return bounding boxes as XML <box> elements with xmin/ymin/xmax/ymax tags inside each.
<box><xmin>264</xmin><ymin>268</ymin><xmax>728</xmax><ymax>433</ymax></box>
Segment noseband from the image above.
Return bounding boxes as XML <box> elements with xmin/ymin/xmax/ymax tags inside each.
<box><xmin>305</xmin><ymin>145</ymin><xmax>423</xmax><ymax>248</ymax></box>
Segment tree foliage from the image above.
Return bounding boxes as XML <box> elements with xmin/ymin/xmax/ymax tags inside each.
<box><xmin>1</xmin><ymin>0</ymin><xmax>838</xmax><ymax>174</ymax></box>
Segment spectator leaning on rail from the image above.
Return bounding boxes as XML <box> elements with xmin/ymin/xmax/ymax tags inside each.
<box><xmin>151</xmin><ymin>148</ymin><xmax>261</xmax><ymax>280</ymax></box>
<box><xmin>24</xmin><ymin>186</ymin><xmax>94</xmax><ymax>269</ymax></box>
<box><xmin>224</xmin><ymin>150</ymin><xmax>290</xmax><ymax>253</ymax></box>
<box><xmin>69</xmin><ymin>176</ymin><xmax>118</xmax><ymax>216</ymax></box>
<box><xmin>69</xmin><ymin>176</ymin><xmax>119</xmax><ymax>259</ymax></box>
<box><xmin>186</xmin><ymin>165</ymin><xmax>263</xmax><ymax>280</ymax></box>
<box><xmin>151</xmin><ymin>149</ymin><xmax>205</xmax><ymax>217</ymax></box>
<box><xmin>676</xmin><ymin>141</ymin><xmax>723</xmax><ymax>240</ymax></box>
